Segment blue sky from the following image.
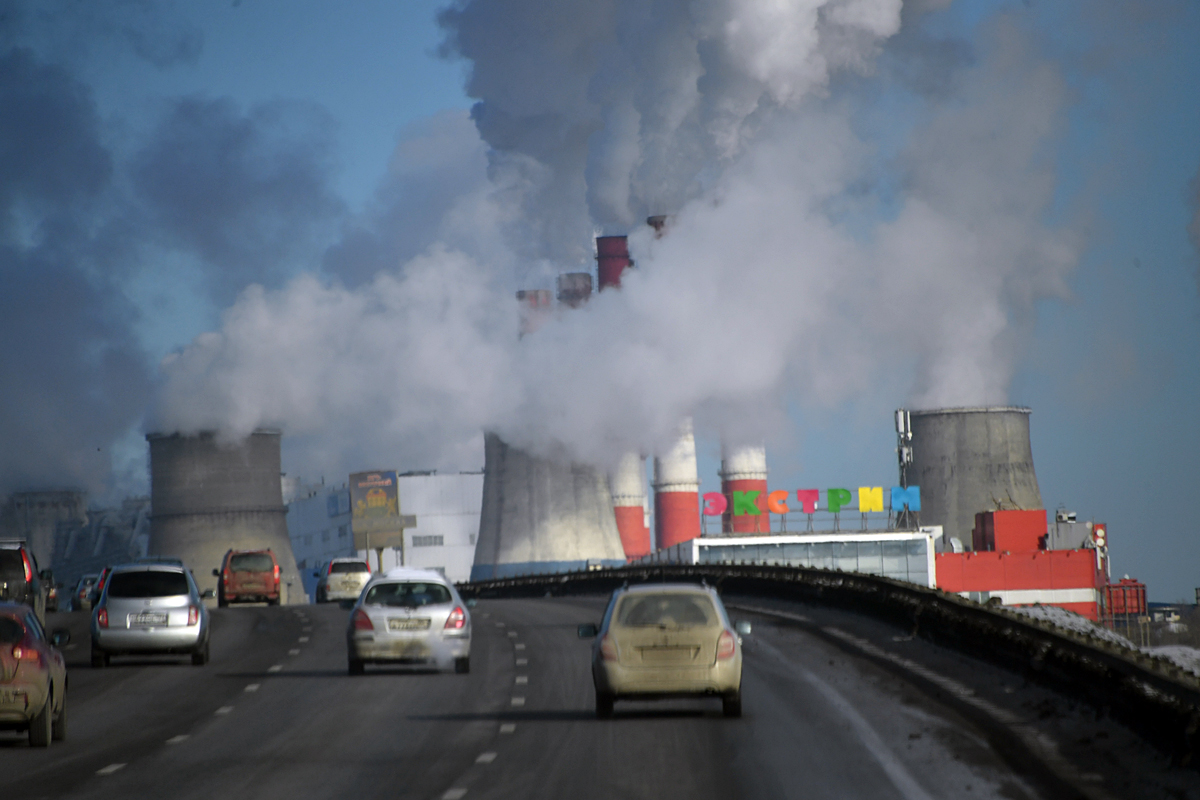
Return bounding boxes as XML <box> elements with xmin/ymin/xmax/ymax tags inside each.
<box><xmin>2</xmin><ymin>0</ymin><xmax>1197</xmax><ymax>601</ymax></box>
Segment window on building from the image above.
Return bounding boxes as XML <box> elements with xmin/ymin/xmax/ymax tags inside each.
<box><xmin>339</xmin><ymin>524</ymin><xmax>349</xmax><ymax>538</ymax></box>
<box><xmin>412</xmin><ymin>535</ymin><xmax>444</xmax><ymax>547</ymax></box>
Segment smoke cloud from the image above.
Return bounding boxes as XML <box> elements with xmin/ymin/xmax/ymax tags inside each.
<box><xmin>154</xmin><ymin>2</ymin><xmax>1082</xmax><ymax>481</ymax></box>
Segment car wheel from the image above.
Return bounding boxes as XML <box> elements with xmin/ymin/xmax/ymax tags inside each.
<box><xmin>595</xmin><ymin>691</ymin><xmax>614</xmax><ymax>719</ymax></box>
<box><xmin>52</xmin><ymin>689</ymin><xmax>67</xmax><ymax>741</ymax></box>
<box><xmin>722</xmin><ymin>690</ymin><xmax>742</xmax><ymax>718</ymax></box>
<box><xmin>28</xmin><ymin>694</ymin><xmax>52</xmax><ymax>747</ymax></box>
<box><xmin>191</xmin><ymin>641</ymin><xmax>210</xmax><ymax>666</ymax></box>
<box><xmin>454</xmin><ymin>656</ymin><xmax>470</xmax><ymax>674</ymax></box>
<box><xmin>90</xmin><ymin>647</ymin><xmax>108</xmax><ymax>669</ymax></box>
<box><xmin>348</xmin><ymin>658</ymin><xmax>365</xmax><ymax>676</ymax></box>
<box><xmin>268</xmin><ymin>596</ymin><xmax>280</xmax><ymax>607</ymax></box>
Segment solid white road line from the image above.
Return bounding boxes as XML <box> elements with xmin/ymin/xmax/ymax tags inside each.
<box><xmin>96</xmin><ymin>763</ymin><xmax>126</xmax><ymax>776</ymax></box>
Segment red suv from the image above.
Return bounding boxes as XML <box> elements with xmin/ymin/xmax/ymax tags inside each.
<box><xmin>213</xmin><ymin>550</ymin><xmax>280</xmax><ymax>607</ymax></box>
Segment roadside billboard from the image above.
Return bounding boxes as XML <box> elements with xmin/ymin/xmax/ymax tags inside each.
<box><xmin>349</xmin><ymin>470</ymin><xmax>414</xmax><ymax>551</ymax></box>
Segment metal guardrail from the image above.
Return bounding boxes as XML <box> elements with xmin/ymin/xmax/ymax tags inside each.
<box><xmin>460</xmin><ymin>563</ymin><xmax>1200</xmax><ymax>766</ymax></box>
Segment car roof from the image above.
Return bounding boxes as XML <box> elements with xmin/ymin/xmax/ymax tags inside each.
<box><xmin>330</xmin><ymin>556</ymin><xmax>367</xmax><ymax>563</ymax></box>
<box><xmin>109</xmin><ymin>563</ymin><xmax>187</xmax><ymax>574</ymax></box>
<box><xmin>617</xmin><ymin>582</ymin><xmax>716</xmax><ymax>596</ymax></box>
<box><xmin>378</xmin><ymin>567</ymin><xmax>450</xmax><ymax>584</ymax></box>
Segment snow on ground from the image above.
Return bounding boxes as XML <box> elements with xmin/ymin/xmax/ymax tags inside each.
<box><xmin>1006</xmin><ymin>604</ymin><xmax>1135</xmax><ymax>647</ymax></box>
<box><xmin>1147</xmin><ymin>645</ymin><xmax>1200</xmax><ymax>677</ymax></box>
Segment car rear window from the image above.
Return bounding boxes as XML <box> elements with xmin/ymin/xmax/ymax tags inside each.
<box><xmin>0</xmin><ymin>549</ymin><xmax>25</xmax><ymax>579</ymax></box>
<box><xmin>229</xmin><ymin>553</ymin><xmax>275</xmax><ymax>572</ymax></box>
<box><xmin>331</xmin><ymin>561</ymin><xmax>369</xmax><ymax>574</ymax></box>
<box><xmin>363</xmin><ymin>582</ymin><xmax>452</xmax><ymax>608</ymax></box>
<box><xmin>107</xmin><ymin>571</ymin><xmax>190</xmax><ymax>598</ymax></box>
<box><xmin>0</xmin><ymin>616</ymin><xmax>24</xmax><ymax>643</ymax></box>
<box><xmin>616</xmin><ymin>593</ymin><xmax>718</xmax><ymax>628</ymax></box>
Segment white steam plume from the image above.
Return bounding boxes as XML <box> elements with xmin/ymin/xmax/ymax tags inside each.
<box><xmin>153</xmin><ymin>5</ymin><xmax>1081</xmax><ymax>479</ymax></box>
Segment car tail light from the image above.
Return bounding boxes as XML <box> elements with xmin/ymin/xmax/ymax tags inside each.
<box><xmin>716</xmin><ymin>630</ymin><xmax>737</xmax><ymax>660</ymax></box>
<box><xmin>21</xmin><ymin>552</ymin><xmax>32</xmax><ymax>583</ymax></box>
<box><xmin>599</xmin><ymin>634</ymin><xmax>618</xmax><ymax>662</ymax></box>
<box><xmin>444</xmin><ymin>606</ymin><xmax>466</xmax><ymax>630</ymax></box>
<box><xmin>352</xmin><ymin>609</ymin><xmax>374</xmax><ymax>632</ymax></box>
<box><xmin>97</xmin><ymin>608</ymin><xmax>109</xmax><ymax>628</ymax></box>
<box><xmin>187</xmin><ymin>605</ymin><xmax>200</xmax><ymax>626</ymax></box>
<box><xmin>12</xmin><ymin>644</ymin><xmax>41</xmax><ymax>663</ymax></box>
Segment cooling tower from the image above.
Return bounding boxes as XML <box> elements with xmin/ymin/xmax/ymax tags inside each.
<box><xmin>610</xmin><ymin>453</ymin><xmax>651</xmax><ymax>559</ymax></box>
<box><xmin>147</xmin><ymin>430</ymin><xmax>303</xmax><ymax>603</ymax></box>
<box><xmin>720</xmin><ymin>444</ymin><xmax>769</xmax><ymax>533</ymax></box>
<box><xmin>907</xmin><ymin>407</ymin><xmax>1043</xmax><ymax>548</ymax></box>
<box><xmin>471</xmin><ymin>433</ymin><xmax>627</xmax><ymax>580</ymax></box>
<box><xmin>653</xmin><ymin>419</ymin><xmax>701</xmax><ymax>549</ymax></box>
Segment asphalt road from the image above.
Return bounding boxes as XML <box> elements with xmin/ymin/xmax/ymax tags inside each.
<box><xmin>2</xmin><ymin>597</ymin><xmax>1197</xmax><ymax>799</ymax></box>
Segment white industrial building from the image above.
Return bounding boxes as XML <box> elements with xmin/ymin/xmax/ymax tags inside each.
<box><xmin>287</xmin><ymin>471</ymin><xmax>484</xmax><ymax>598</ymax></box>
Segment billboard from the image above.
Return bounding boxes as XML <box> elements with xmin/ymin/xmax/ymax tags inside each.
<box><xmin>349</xmin><ymin>471</ymin><xmax>414</xmax><ymax>551</ymax></box>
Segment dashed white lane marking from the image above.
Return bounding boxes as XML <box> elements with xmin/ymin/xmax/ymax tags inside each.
<box><xmin>515</xmin><ymin>658</ymin><xmax>528</xmax><ymax>666</ymax></box>
<box><xmin>506</xmin><ymin>631</ymin><xmax>518</xmax><ymax>638</ymax></box>
<box><xmin>298</xmin><ymin>636</ymin><xmax>309</xmax><ymax>642</ymax></box>
<box><xmin>515</xmin><ymin>676</ymin><xmax>528</xmax><ymax>685</ymax></box>
<box><xmin>288</xmin><ymin>648</ymin><xmax>301</xmax><ymax>655</ymax></box>
<box><xmin>499</xmin><ymin>723</ymin><xmax>516</xmax><ymax>734</ymax></box>
<box><xmin>494</xmin><ymin>622</ymin><xmax>506</xmax><ymax>628</ymax></box>
<box><xmin>476</xmin><ymin>751</ymin><xmax>498</xmax><ymax>764</ymax></box>
<box><xmin>268</xmin><ymin>665</ymin><xmax>282</xmax><ymax>673</ymax></box>
<box><xmin>244</xmin><ymin>683</ymin><xmax>260</xmax><ymax>693</ymax></box>
<box><xmin>96</xmin><ymin>763</ymin><xmax>126</xmax><ymax>776</ymax></box>
<box><xmin>510</xmin><ymin>697</ymin><xmax>526</xmax><ymax>707</ymax></box>
<box><xmin>442</xmin><ymin>789</ymin><xmax>467</xmax><ymax>800</ymax></box>
<box><xmin>514</xmin><ymin>643</ymin><xmax>525</xmax><ymax>650</ymax></box>
<box><xmin>166</xmin><ymin>734</ymin><xmax>190</xmax><ymax>744</ymax></box>
<box><xmin>215</xmin><ymin>706</ymin><xmax>234</xmax><ymax>715</ymax></box>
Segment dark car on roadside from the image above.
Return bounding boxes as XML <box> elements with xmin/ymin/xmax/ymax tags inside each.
<box><xmin>0</xmin><ymin>600</ymin><xmax>69</xmax><ymax>747</ymax></box>
<box><xmin>0</xmin><ymin>539</ymin><xmax>49</xmax><ymax>624</ymax></box>
<box><xmin>213</xmin><ymin>549</ymin><xmax>281</xmax><ymax>607</ymax></box>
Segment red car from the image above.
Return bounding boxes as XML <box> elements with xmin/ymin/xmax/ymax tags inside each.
<box><xmin>213</xmin><ymin>550</ymin><xmax>281</xmax><ymax>607</ymax></box>
<box><xmin>0</xmin><ymin>601</ymin><xmax>69</xmax><ymax>747</ymax></box>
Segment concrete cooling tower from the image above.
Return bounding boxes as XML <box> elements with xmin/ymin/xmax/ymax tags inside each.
<box><xmin>147</xmin><ymin>430</ymin><xmax>303</xmax><ymax>603</ymax></box>
<box><xmin>907</xmin><ymin>407</ymin><xmax>1043</xmax><ymax>547</ymax></box>
<box><xmin>471</xmin><ymin>433</ymin><xmax>627</xmax><ymax>580</ymax></box>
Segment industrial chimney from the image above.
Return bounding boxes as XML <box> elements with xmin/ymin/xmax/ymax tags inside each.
<box><xmin>719</xmin><ymin>444</ymin><xmax>769</xmax><ymax>533</ymax></box>
<box><xmin>596</xmin><ymin>235</ymin><xmax>632</xmax><ymax>290</ymax></box>
<box><xmin>147</xmin><ymin>430</ymin><xmax>303</xmax><ymax>603</ymax></box>
<box><xmin>471</xmin><ymin>434</ymin><xmax>627</xmax><ymax>580</ymax></box>
<box><xmin>653</xmin><ymin>419</ymin><xmax>701</xmax><ymax>549</ymax></box>
<box><xmin>906</xmin><ymin>406</ymin><xmax>1044</xmax><ymax>548</ymax></box>
<box><xmin>609</xmin><ymin>453</ymin><xmax>651</xmax><ymax>558</ymax></box>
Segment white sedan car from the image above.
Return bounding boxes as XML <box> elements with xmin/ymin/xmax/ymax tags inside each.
<box><xmin>346</xmin><ymin>568</ymin><xmax>471</xmax><ymax>675</ymax></box>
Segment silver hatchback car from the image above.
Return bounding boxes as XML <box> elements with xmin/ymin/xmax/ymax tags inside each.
<box><xmin>346</xmin><ymin>568</ymin><xmax>470</xmax><ymax>675</ymax></box>
<box><xmin>91</xmin><ymin>564</ymin><xmax>212</xmax><ymax>667</ymax></box>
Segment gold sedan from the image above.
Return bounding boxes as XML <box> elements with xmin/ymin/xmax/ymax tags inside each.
<box><xmin>579</xmin><ymin>583</ymin><xmax>750</xmax><ymax>718</ymax></box>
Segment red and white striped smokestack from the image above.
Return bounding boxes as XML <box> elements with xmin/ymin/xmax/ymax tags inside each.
<box><xmin>719</xmin><ymin>444</ymin><xmax>769</xmax><ymax>533</ymax></box>
<box><xmin>653</xmin><ymin>419</ymin><xmax>701</xmax><ymax>549</ymax></box>
<box><xmin>609</xmin><ymin>453</ymin><xmax>651</xmax><ymax>559</ymax></box>
<box><xmin>596</xmin><ymin>235</ymin><xmax>632</xmax><ymax>291</ymax></box>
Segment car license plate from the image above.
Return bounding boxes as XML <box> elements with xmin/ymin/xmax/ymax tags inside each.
<box><xmin>387</xmin><ymin>618</ymin><xmax>430</xmax><ymax>631</ymax></box>
<box><xmin>132</xmin><ymin>612</ymin><xmax>168</xmax><ymax>626</ymax></box>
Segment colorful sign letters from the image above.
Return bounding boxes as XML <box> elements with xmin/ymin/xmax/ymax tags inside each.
<box><xmin>702</xmin><ymin>486</ymin><xmax>920</xmax><ymax>516</ymax></box>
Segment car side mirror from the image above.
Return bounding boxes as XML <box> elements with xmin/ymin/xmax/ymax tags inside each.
<box><xmin>202</xmin><ymin>589</ymin><xmax>215</xmax><ymax>599</ymax></box>
<box><xmin>465</xmin><ymin>598</ymin><xmax>478</xmax><ymax>608</ymax></box>
<box><xmin>577</xmin><ymin>623</ymin><xmax>599</xmax><ymax>639</ymax></box>
<box><xmin>212</xmin><ymin>569</ymin><xmax>220</xmax><ymax>577</ymax></box>
<box><xmin>734</xmin><ymin>620</ymin><xmax>752</xmax><ymax>637</ymax></box>
<box><xmin>51</xmin><ymin>629</ymin><xmax>71</xmax><ymax>647</ymax></box>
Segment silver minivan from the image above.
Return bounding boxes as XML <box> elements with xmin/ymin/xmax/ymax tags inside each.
<box><xmin>346</xmin><ymin>568</ymin><xmax>470</xmax><ymax>675</ymax></box>
<box><xmin>91</xmin><ymin>564</ymin><xmax>212</xmax><ymax>667</ymax></box>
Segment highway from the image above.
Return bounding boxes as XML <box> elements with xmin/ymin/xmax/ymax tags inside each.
<box><xmin>2</xmin><ymin>596</ymin><xmax>1195</xmax><ymax>799</ymax></box>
